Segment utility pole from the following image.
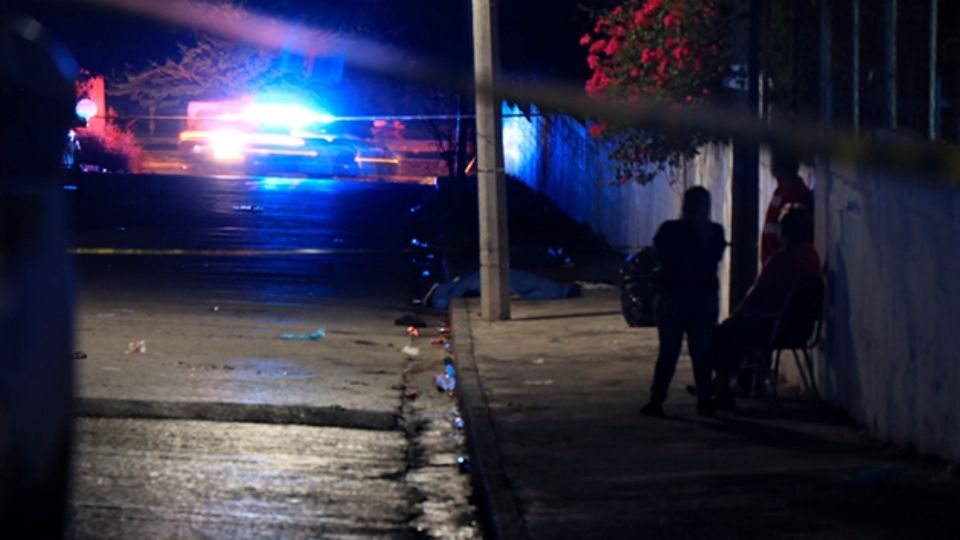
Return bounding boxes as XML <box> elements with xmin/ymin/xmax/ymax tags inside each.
<box><xmin>471</xmin><ymin>0</ymin><xmax>510</xmax><ymax>321</ymax></box>
<box><xmin>729</xmin><ymin>0</ymin><xmax>760</xmax><ymax>309</ymax></box>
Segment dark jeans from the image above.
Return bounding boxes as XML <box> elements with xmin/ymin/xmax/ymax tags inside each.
<box><xmin>649</xmin><ymin>291</ymin><xmax>718</xmax><ymax>406</ymax></box>
<box><xmin>712</xmin><ymin>311</ymin><xmax>777</xmax><ymax>394</ymax></box>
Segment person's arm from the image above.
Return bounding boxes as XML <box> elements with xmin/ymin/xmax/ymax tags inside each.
<box><xmin>735</xmin><ymin>254</ymin><xmax>781</xmax><ymax>314</ymax></box>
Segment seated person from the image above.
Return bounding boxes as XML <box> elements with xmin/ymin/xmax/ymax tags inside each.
<box><xmin>711</xmin><ymin>204</ymin><xmax>822</xmax><ymax>408</ymax></box>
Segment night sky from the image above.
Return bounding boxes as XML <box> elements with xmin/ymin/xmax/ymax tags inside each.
<box><xmin>13</xmin><ymin>1</ymin><xmax>613</xmax><ymax>85</ymax></box>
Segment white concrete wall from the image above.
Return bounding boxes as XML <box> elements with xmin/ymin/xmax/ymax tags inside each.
<box><xmin>502</xmin><ymin>104</ymin><xmax>734</xmax><ymax>314</ymax></box>
<box><xmin>817</xmin><ymin>160</ymin><xmax>960</xmax><ymax>461</ymax></box>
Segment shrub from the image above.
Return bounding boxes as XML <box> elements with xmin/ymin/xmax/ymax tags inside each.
<box><xmin>581</xmin><ymin>0</ymin><xmax>731</xmax><ymax>184</ymax></box>
<box><xmin>75</xmin><ymin>121</ymin><xmax>143</xmax><ymax>173</ymax></box>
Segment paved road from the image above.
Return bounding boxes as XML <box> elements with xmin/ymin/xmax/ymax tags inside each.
<box><xmin>65</xmin><ymin>173</ymin><xmax>477</xmax><ymax>539</ymax></box>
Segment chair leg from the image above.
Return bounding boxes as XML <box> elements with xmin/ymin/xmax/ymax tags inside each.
<box><xmin>792</xmin><ymin>349</ymin><xmax>811</xmax><ymax>394</ymax></box>
<box><xmin>800</xmin><ymin>348</ymin><xmax>819</xmax><ymax>398</ymax></box>
<box><xmin>769</xmin><ymin>349</ymin><xmax>781</xmax><ymax>403</ymax></box>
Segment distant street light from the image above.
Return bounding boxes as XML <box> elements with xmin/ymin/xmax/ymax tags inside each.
<box><xmin>75</xmin><ymin>98</ymin><xmax>98</xmax><ymax>121</ymax></box>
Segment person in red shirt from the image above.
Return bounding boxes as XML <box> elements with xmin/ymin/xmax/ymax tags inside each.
<box><xmin>711</xmin><ymin>205</ymin><xmax>822</xmax><ymax>408</ymax></box>
<box><xmin>762</xmin><ymin>153</ymin><xmax>813</xmax><ymax>264</ymax></box>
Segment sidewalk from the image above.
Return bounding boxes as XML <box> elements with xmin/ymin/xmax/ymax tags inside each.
<box><xmin>452</xmin><ymin>290</ymin><xmax>960</xmax><ymax>540</ymax></box>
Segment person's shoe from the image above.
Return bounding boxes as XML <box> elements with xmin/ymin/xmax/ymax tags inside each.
<box><xmin>639</xmin><ymin>402</ymin><xmax>665</xmax><ymax>418</ymax></box>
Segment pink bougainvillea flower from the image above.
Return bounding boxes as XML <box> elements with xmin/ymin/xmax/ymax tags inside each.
<box><xmin>663</xmin><ymin>12</ymin><xmax>679</xmax><ymax>28</ymax></box>
<box><xmin>604</xmin><ymin>38</ymin><xmax>620</xmax><ymax>56</ymax></box>
<box><xmin>588</xmin><ymin>122</ymin><xmax>608</xmax><ymax>138</ymax></box>
<box><xmin>587</xmin><ymin>54</ymin><xmax>600</xmax><ymax>70</ymax></box>
<box><xmin>642</xmin><ymin>0</ymin><xmax>665</xmax><ymax>16</ymax></box>
<box><xmin>589</xmin><ymin>39</ymin><xmax>607</xmax><ymax>53</ymax></box>
<box><xmin>640</xmin><ymin>48</ymin><xmax>655</xmax><ymax>65</ymax></box>
<box><xmin>579</xmin><ymin>33</ymin><xmax>592</xmax><ymax>46</ymax></box>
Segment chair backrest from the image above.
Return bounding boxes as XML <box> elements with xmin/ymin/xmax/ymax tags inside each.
<box><xmin>770</xmin><ymin>278</ymin><xmax>824</xmax><ymax>349</ymax></box>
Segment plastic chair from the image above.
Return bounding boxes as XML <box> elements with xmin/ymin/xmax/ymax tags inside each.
<box><xmin>757</xmin><ymin>280</ymin><xmax>825</xmax><ymax>402</ymax></box>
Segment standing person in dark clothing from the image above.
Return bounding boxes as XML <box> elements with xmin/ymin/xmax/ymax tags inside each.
<box><xmin>640</xmin><ymin>187</ymin><xmax>727</xmax><ymax>417</ymax></box>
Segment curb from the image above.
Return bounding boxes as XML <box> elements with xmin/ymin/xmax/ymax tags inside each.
<box><xmin>451</xmin><ymin>299</ymin><xmax>528</xmax><ymax>540</ymax></box>
<box><xmin>76</xmin><ymin>398</ymin><xmax>398</xmax><ymax>431</ymax></box>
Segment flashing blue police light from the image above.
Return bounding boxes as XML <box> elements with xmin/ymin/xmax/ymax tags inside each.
<box><xmin>243</xmin><ymin>102</ymin><xmax>335</xmax><ymax>128</ymax></box>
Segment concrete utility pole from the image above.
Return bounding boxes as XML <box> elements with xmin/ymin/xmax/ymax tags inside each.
<box><xmin>471</xmin><ymin>0</ymin><xmax>510</xmax><ymax>321</ymax></box>
<box><xmin>729</xmin><ymin>0</ymin><xmax>761</xmax><ymax>309</ymax></box>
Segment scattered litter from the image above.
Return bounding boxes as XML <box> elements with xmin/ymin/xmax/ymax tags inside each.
<box><xmin>532</xmin><ymin>357</ymin><xmax>545</xmax><ymax>364</ymax></box>
<box><xmin>443</xmin><ymin>357</ymin><xmax>457</xmax><ymax>378</ymax></box>
<box><xmin>63</xmin><ymin>184</ymin><xmax>78</xmax><ymax>191</ymax></box>
<box><xmin>457</xmin><ymin>455</ymin><xmax>470</xmax><ymax>473</ymax></box>
<box><xmin>430</xmin><ymin>338</ymin><xmax>445</xmax><ymax>345</ymax></box>
<box><xmin>453</xmin><ymin>416</ymin><xmax>465</xmax><ymax>430</ymax></box>
<box><xmin>523</xmin><ymin>379</ymin><xmax>554</xmax><ymax>386</ymax></box>
<box><xmin>403</xmin><ymin>388</ymin><xmax>420</xmax><ymax>400</ymax></box>
<box><xmin>395</xmin><ymin>314</ymin><xmax>427</xmax><ymax>328</ymax></box>
<box><xmin>279</xmin><ymin>329</ymin><xmax>326</xmax><ymax>341</ymax></box>
<box><xmin>443</xmin><ymin>342</ymin><xmax>454</xmax><ymax>351</ymax></box>
<box><xmin>438</xmin><ymin>326</ymin><xmax>452</xmax><ymax>335</ymax></box>
<box><xmin>125</xmin><ymin>340</ymin><xmax>147</xmax><ymax>354</ymax></box>
<box><xmin>406</xmin><ymin>326</ymin><xmax>421</xmax><ymax>337</ymax></box>
<box><xmin>232</xmin><ymin>204</ymin><xmax>263</xmax><ymax>213</ymax></box>
<box><xmin>211</xmin><ymin>306</ymin><xmax>220</xmax><ymax>312</ymax></box>
<box><xmin>401</xmin><ymin>345</ymin><xmax>421</xmax><ymax>357</ymax></box>
<box><xmin>575</xmin><ymin>281</ymin><xmax>616</xmax><ymax>290</ymax></box>
<box><xmin>435</xmin><ymin>373</ymin><xmax>457</xmax><ymax>393</ymax></box>
<box><xmin>841</xmin><ymin>465</ymin><xmax>904</xmax><ymax>487</ymax></box>
<box><xmin>72</xmin><ymin>351</ymin><xmax>87</xmax><ymax>360</ymax></box>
